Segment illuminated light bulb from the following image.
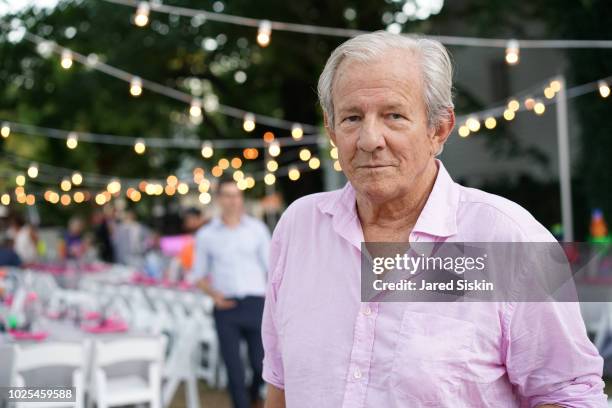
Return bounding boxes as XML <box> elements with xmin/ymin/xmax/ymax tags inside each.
<box><xmin>245</xmin><ymin>176</ymin><xmax>255</xmax><ymax>189</ymax></box>
<box><xmin>267</xmin><ymin>160</ymin><xmax>278</xmax><ymax>172</ymax></box>
<box><xmin>1</xmin><ymin>123</ymin><xmax>10</xmax><ymax>138</ymax></box>
<box><xmin>145</xmin><ymin>183</ymin><xmax>155</xmax><ymax>195</ymax></box>
<box><xmin>95</xmin><ymin>193</ymin><xmax>106</xmax><ymax>205</ymax></box>
<box><xmin>177</xmin><ymin>183</ymin><xmax>189</xmax><ymax>195</ymax></box>
<box><xmin>15</xmin><ymin>187</ymin><xmax>24</xmax><ymax>196</ymax></box>
<box><xmin>599</xmin><ymin>81</ymin><xmax>611</xmax><ymax>98</ymax></box>
<box><xmin>243</xmin><ymin>148</ymin><xmax>259</xmax><ymax>160</ymax></box>
<box><xmin>333</xmin><ymin>160</ymin><xmax>342</xmax><ymax>171</ymax></box>
<box><xmin>524</xmin><ymin>97</ymin><xmax>536</xmax><ymax>110</ymax></box>
<box><xmin>503</xmin><ymin>109</ymin><xmax>515</xmax><ymax>121</ymax></box>
<box><xmin>1</xmin><ymin>193</ymin><xmax>10</xmax><ymax>205</ymax></box>
<box><xmin>550</xmin><ymin>80</ymin><xmax>562</xmax><ymax>93</ymax></box>
<box><xmin>533</xmin><ymin>101</ymin><xmax>546</xmax><ymax>115</ymax></box>
<box><xmin>15</xmin><ymin>174</ymin><xmax>26</xmax><ymax>186</ymax></box>
<box><xmin>199</xmin><ymin>192</ymin><xmax>211</xmax><ymax>204</ymax></box>
<box><xmin>291</xmin><ymin>123</ymin><xmax>304</xmax><ymax>140</ymax></box>
<box><xmin>25</xmin><ymin>194</ymin><xmax>35</xmax><ymax>206</ymax></box>
<box><xmin>27</xmin><ymin>164</ymin><xmax>38</xmax><ymax>179</ymax></box>
<box><xmin>507</xmin><ymin>99</ymin><xmax>520</xmax><ymax>112</ymax></box>
<box><xmin>190</xmin><ymin>99</ymin><xmax>203</xmax><ymax>118</ymax></box>
<box><xmin>231</xmin><ymin>157</ymin><xmax>243</xmax><ymax>169</ymax></box>
<box><xmin>126</xmin><ymin>187</ymin><xmax>135</xmax><ymax>196</ymax></box>
<box><xmin>236</xmin><ymin>179</ymin><xmax>248</xmax><ymax>191</ymax></box>
<box><xmin>66</xmin><ymin>132</ymin><xmax>78</xmax><ymax>149</ymax></box>
<box><xmin>103</xmin><ymin>190</ymin><xmax>112</xmax><ymax>200</ymax></box>
<box><xmin>44</xmin><ymin>191</ymin><xmax>52</xmax><ymax>201</ymax></box>
<box><xmin>73</xmin><ymin>191</ymin><xmax>85</xmax><ymax>203</ymax></box>
<box><xmin>330</xmin><ymin>147</ymin><xmax>339</xmax><ymax>160</ymax></box>
<box><xmin>308</xmin><ymin>157</ymin><xmax>321</xmax><ymax>169</ymax></box>
<box><xmin>264</xmin><ymin>173</ymin><xmax>276</xmax><ymax>185</ymax></box>
<box><xmin>299</xmin><ymin>148</ymin><xmax>312</xmax><ymax>161</ymax></box>
<box><xmin>458</xmin><ymin>125</ymin><xmax>470</xmax><ymax>138</ymax></box>
<box><xmin>505</xmin><ymin>39</ymin><xmax>519</xmax><ymax>65</ymax></box>
<box><xmin>138</xmin><ymin>181</ymin><xmax>148</xmax><ymax>192</ymax></box>
<box><xmin>201</xmin><ymin>142</ymin><xmax>214</xmax><ymax>158</ymax></box>
<box><xmin>61</xmin><ymin>49</ymin><xmax>73</xmax><ymax>69</ymax></box>
<box><xmin>61</xmin><ymin>194</ymin><xmax>72</xmax><ymax>206</ymax></box>
<box><xmin>484</xmin><ymin>117</ymin><xmax>497</xmax><ymax>130</ymax></box>
<box><xmin>466</xmin><ymin>117</ymin><xmax>480</xmax><ymax>132</ymax></box>
<box><xmin>211</xmin><ymin>166</ymin><xmax>223</xmax><ymax>178</ymax></box>
<box><xmin>198</xmin><ymin>180</ymin><xmax>211</xmax><ymax>193</ymax></box>
<box><xmin>544</xmin><ymin>87</ymin><xmax>555</xmax><ymax>99</ymax></box>
<box><xmin>107</xmin><ymin>180</ymin><xmax>121</xmax><ymax>194</ymax></box>
<box><xmin>288</xmin><ymin>167</ymin><xmax>300</xmax><ymax>181</ymax></box>
<box><xmin>166</xmin><ymin>175</ymin><xmax>178</xmax><ymax>186</ymax></box>
<box><xmin>131</xmin><ymin>190</ymin><xmax>142</xmax><ymax>202</ymax></box>
<box><xmin>49</xmin><ymin>192</ymin><xmax>59</xmax><ymax>204</ymax></box>
<box><xmin>165</xmin><ymin>185</ymin><xmax>176</xmax><ymax>196</ymax></box>
<box><xmin>134</xmin><ymin>138</ymin><xmax>146</xmax><ymax>154</ymax></box>
<box><xmin>130</xmin><ymin>77</ymin><xmax>142</xmax><ymax>96</ymax></box>
<box><xmin>218</xmin><ymin>158</ymin><xmax>230</xmax><ymax>170</ymax></box>
<box><xmin>233</xmin><ymin>170</ymin><xmax>245</xmax><ymax>181</ymax></box>
<box><xmin>133</xmin><ymin>1</ymin><xmax>150</xmax><ymax>27</ymax></box>
<box><xmin>268</xmin><ymin>141</ymin><xmax>281</xmax><ymax>157</ymax></box>
<box><xmin>263</xmin><ymin>131</ymin><xmax>275</xmax><ymax>143</ymax></box>
<box><xmin>257</xmin><ymin>20</ymin><xmax>272</xmax><ymax>47</ymax></box>
<box><xmin>243</xmin><ymin>113</ymin><xmax>256</xmax><ymax>132</ymax></box>
<box><xmin>71</xmin><ymin>172</ymin><xmax>82</xmax><ymax>185</ymax></box>
<box><xmin>16</xmin><ymin>194</ymin><xmax>26</xmax><ymax>204</ymax></box>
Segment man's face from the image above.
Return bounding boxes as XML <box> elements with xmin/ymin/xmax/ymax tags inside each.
<box><xmin>218</xmin><ymin>182</ymin><xmax>244</xmax><ymax>216</ymax></box>
<box><xmin>183</xmin><ymin>214</ymin><xmax>202</xmax><ymax>232</ymax></box>
<box><xmin>328</xmin><ymin>49</ymin><xmax>446</xmax><ymax>203</ymax></box>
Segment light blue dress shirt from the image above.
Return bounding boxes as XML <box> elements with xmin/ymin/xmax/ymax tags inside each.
<box><xmin>193</xmin><ymin>215</ymin><xmax>270</xmax><ymax>298</ymax></box>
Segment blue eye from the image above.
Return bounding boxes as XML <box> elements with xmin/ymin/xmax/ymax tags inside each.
<box><xmin>344</xmin><ymin>115</ymin><xmax>360</xmax><ymax>123</ymax></box>
<box><xmin>389</xmin><ymin>113</ymin><xmax>404</xmax><ymax>120</ymax></box>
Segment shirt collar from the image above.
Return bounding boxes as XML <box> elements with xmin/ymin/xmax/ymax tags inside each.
<box><xmin>316</xmin><ymin>159</ymin><xmax>459</xmax><ymax>240</ymax></box>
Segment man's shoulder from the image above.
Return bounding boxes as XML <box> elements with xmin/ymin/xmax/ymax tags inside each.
<box><xmin>283</xmin><ymin>189</ymin><xmax>343</xmax><ymax>220</ymax></box>
<box><xmin>457</xmin><ymin>184</ymin><xmax>555</xmax><ymax>241</ymax></box>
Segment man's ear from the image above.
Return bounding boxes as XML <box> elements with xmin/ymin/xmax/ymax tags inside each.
<box><xmin>429</xmin><ymin>109</ymin><xmax>455</xmax><ymax>155</ymax></box>
<box><xmin>324</xmin><ymin>112</ymin><xmax>337</xmax><ymax>147</ymax></box>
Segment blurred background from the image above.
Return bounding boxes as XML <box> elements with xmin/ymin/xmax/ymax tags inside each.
<box><xmin>0</xmin><ymin>0</ymin><xmax>611</xmax><ymax>407</ymax></box>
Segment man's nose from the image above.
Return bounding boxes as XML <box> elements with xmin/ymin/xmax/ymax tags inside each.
<box><xmin>356</xmin><ymin>117</ymin><xmax>385</xmax><ymax>153</ymax></box>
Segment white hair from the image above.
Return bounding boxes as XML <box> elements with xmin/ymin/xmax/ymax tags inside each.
<box><xmin>317</xmin><ymin>31</ymin><xmax>454</xmax><ymax>130</ymax></box>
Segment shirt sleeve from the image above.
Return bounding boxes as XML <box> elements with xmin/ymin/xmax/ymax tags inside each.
<box><xmin>191</xmin><ymin>230</ymin><xmax>210</xmax><ymax>281</ymax></box>
<box><xmin>504</xmin><ymin>300</ymin><xmax>607</xmax><ymax>407</ymax></box>
<box><xmin>261</xmin><ymin>216</ymin><xmax>288</xmax><ymax>389</ymax></box>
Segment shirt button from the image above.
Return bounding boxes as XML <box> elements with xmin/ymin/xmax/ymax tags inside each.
<box><xmin>362</xmin><ymin>306</ymin><xmax>371</xmax><ymax>316</ymax></box>
<box><xmin>353</xmin><ymin>368</ymin><xmax>362</xmax><ymax>379</ymax></box>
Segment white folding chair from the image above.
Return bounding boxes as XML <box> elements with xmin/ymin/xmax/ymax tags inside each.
<box><xmin>13</xmin><ymin>341</ymin><xmax>90</xmax><ymax>408</ymax></box>
<box><xmin>89</xmin><ymin>336</ymin><xmax>165</xmax><ymax>408</ymax></box>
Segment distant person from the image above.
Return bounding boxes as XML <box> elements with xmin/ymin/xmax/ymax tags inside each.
<box><xmin>92</xmin><ymin>209</ymin><xmax>115</xmax><ymax>263</ymax></box>
<box><xmin>193</xmin><ymin>178</ymin><xmax>270</xmax><ymax>408</ymax></box>
<box><xmin>143</xmin><ymin>231</ymin><xmax>169</xmax><ymax>280</ymax></box>
<box><xmin>8</xmin><ymin>214</ymin><xmax>37</xmax><ymax>264</ymax></box>
<box><xmin>0</xmin><ymin>232</ymin><xmax>21</xmax><ymax>267</ymax></box>
<box><xmin>64</xmin><ymin>216</ymin><xmax>86</xmax><ymax>260</ymax></box>
<box><xmin>113</xmin><ymin>210</ymin><xmax>149</xmax><ymax>268</ymax></box>
<box><xmin>179</xmin><ymin>207</ymin><xmax>208</xmax><ymax>276</ymax></box>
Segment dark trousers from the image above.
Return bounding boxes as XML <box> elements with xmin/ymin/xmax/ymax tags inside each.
<box><xmin>213</xmin><ymin>296</ymin><xmax>265</xmax><ymax>408</ymax></box>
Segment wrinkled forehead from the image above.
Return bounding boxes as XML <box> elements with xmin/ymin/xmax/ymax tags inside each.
<box><xmin>332</xmin><ymin>49</ymin><xmax>424</xmax><ymax>109</ymax></box>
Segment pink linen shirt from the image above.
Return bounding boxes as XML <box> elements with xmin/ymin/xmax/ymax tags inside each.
<box><xmin>262</xmin><ymin>160</ymin><xmax>606</xmax><ymax>407</ymax></box>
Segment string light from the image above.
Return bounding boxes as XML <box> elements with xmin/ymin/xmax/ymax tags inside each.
<box><xmin>190</xmin><ymin>99</ymin><xmax>203</xmax><ymax>118</ymax></box>
<box><xmin>165</xmin><ymin>185</ymin><xmax>176</xmax><ymax>196</ymax></box>
<box><xmin>299</xmin><ymin>148</ymin><xmax>312</xmax><ymax>161</ymax></box>
<box><xmin>16</xmin><ymin>194</ymin><xmax>26</xmax><ymax>204</ymax></box>
<box><xmin>133</xmin><ymin>1</ymin><xmax>150</xmax><ymax>27</ymax></box>
<box><xmin>288</xmin><ymin>166</ymin><xmax>300</xmax><ymax>181</ymax></box>
<box><xmin>61</xmin><ymin>49</ymin><xmax>73</xmax><ymax>69</ymax></box>
<box><xmin>27</xmin><ymin>164</ymin><xmax>38</xmax><ymax>178</ymax></box>
<box><xmin>333</xmin><ymin>160</ymin><xmax>342</xmax><ymax>171</ymax></box>
<box><xmin>268</xmin><ymin>141</ymin><xmax>281</xmax><ymax>157</ymax></box>
<box><xmin>60</xmin><ymin>178</ymin><xmax>72</xmax><ymax>192</ymax></box>
<box><xmin>264</xmin><ymin>173</ymin><xmax>276</xmax><ymax>185</ymax></box>
<box><xmin>466</xmin><ymin>117</ymin><xmax>480</xmax><ymax>132</ymax></box>
<box><xmin>263</xmin><ymin>131</ymin><xmax>275</xmax><ymax>143</ymax></box>
<box><xmin>233</xmin><ymin>170</ymin><xmax>245</xmax><ymax>181</ymax></box>
<box><xmin>134</xmin><ymin>138</ymin><xmax>146</xmax><ymax>154</ymax></box>
<box><xmin>267</xmin><ymin>160</ymin><xmax>278</xmax><ymax>172</ymax></box>
<box><xmin>544</xmin><ymin>87</ymin><xmax>556</xmax><ymax>99</ymax></box>
<box><xmin>484</xmin><ymin>117</ymin><xmax>497</xmax><ymax>129</ymax></box>
<box><xmin>503</xmin><ymin>109</ymin><xmax>516</xmax><ymax>121</ymax></box>
<box><xmin>201</xmin><ymin>141</ymin><xmax>214</xmax><ymax>158</ymax></box>
<box><xmin>507</xmin><ymin>99</ymin><xmax>520</xmax><ymax>112</ymax></box>
<box><xmin>130</xmin><ymin>190</ymin><xmax>142</xmax><ymax>202</ymax></box>
<box><xmin>550</xmin><ymin>80</ymin><xmax>562</xmax><ymax>93</ymax></box>
<box><xmin>167</xmin><ymin>175</ymin><xmax>178</xmax><ymax>186</ymax></box>
<box><xmin>15</xmin><ymin>174</ymin><xmax>26</xmax><ymax>186</ymax></box>
<box><xmin>130</xmin><ymin>76</ymin><xmax>142</xmax><ymax>96</ymax></box>
<box><xmin>231</xmin><ymin>157</ymin><xmax>243</xmax><ymax>169</ymax></box>
<box><xmin>1</xmin><ymin>194</ymin><xmax>10</xmax><ymax>205</ymax></box>
<box><xmin>533</xmin><ymin>100</ymin><xmax>546</xmax><ymax>115</ymax></box>
<box><xmin>218</xmin><ymin>158</ymin><xmax>230</xmax><ymax>170</ymax></box>
<box><xmin>308</xmin><ymin>157</ymin><xmax>321</xmax><ymax>169</ymax></box>
<box><xmin>71</xmin><ymin>172</ymin><xmax>83</xmax><ymax>185</ymax></box>
<box><xmin>1</xmin><ymin>123</ymin><xmax>9</xmax><ymax>138</ymax></box>
<box><xmin>198</xmin><ymin>179</ymin><xmax>211</xmax><ymax>193</ymax></box>
<box><xmin>199</xmin><ymin>192</ymin><xmax>211</xmax><ymax>204</ymax></box>
<box><xmin>73</xmin><ymin>191</ymin><xmax>85</xmax><ymax>203</ymax></box>
<box><xmin>177</xmin><ymin>182</ymin><xmax>189</xmax><ymax>195</ymax></box>
<box><xmin>243</xmin><ymin>148</ymin><xmax>259</xmax><ymax>160</ymax></box>
<box><xmin>257</xmin><ymin>20</ymin><xmax>272</xmax><ymax>47</ymax></box>
<box><xmin>291</xmin><ymin>123</ymin><xmax>304</xmax><ymax>140</ymax></box>
<box><xmin>330</xmin><ymin>147</ymin><xmax>339</xmax><ymax>160</ymax></box>
<box><xmin>236</xmin><ymin>178</ymin><xmax>248</xmax><ymax>190</ymax></box>
<box><xmin>95</xmin><ymin>193</ymin><xmax>106</xmax><ymax>205</ymax></box>
<box><xmin>211</xmin><ymin>166</ymin><xmax>223</xmax><ymax>177</ymax></box>
<box><xmin>66</xmin><ymin>132</ymin><xmax>78</xmax><ymax>149</ymax></box>
<box><xmin>25</xmin><ymin>194</ymin><xmax>35</xmax><ymax>206</ymax></box>
<box><xmin>243</xmin><ymin>113</ymin><xmax>256</xmax><ymax>132</ymax></box>
<box><xmin>524</xmin><ymin>97</ymin><xmax>536</xmax><ymax>110</ymax></box>
<box><xmin>599</xmin><ymin>81</ymin><xmax>611</xmax><ymax>98</ymax></box>
<box><xmin>107</xmin><ymin>179</ymin><xmax>121</xmax><ymax>194</ymax></box>
<box><xmin>505</xmin><ymin>40</ymin><xmax>519</xmax><ymax>65</ymax></box>
<box><xmin>458</xmin><ymin>125</ymin><xmax>469</xmax><ymax>138</ymax></box>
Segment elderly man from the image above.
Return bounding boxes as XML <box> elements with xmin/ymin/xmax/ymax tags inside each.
<box><xmin>262</xmin><ymin>32</ymin><xmax>605</xmax><ymax>407</ymax></box>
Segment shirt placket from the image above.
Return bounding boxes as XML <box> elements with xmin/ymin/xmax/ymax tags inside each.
<box><xmin>341</xmin><ymin>301</ymin><xmax>379</xmax><ymax>408</ymax></box>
